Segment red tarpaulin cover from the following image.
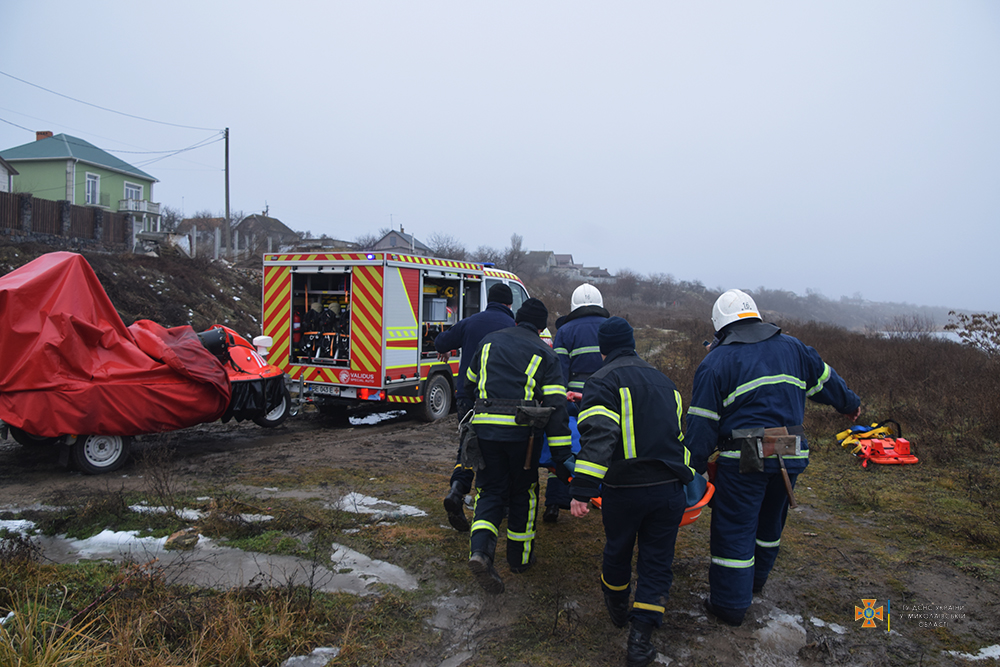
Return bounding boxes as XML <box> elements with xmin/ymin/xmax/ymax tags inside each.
<box><xmin>0</xmin><ymin>252</ymin><xmax>231</xmax><ymax>437</ymax></box>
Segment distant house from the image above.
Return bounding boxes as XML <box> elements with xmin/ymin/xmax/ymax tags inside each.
<box><xmin>370</xmin><ymin>228</ymin><xmax>430</xmax><ymax>256</ymax></box>
<box><xmin>580</xmin><ymin>267</ymin><xmax>614</xmax><ymax>283</ymax></box>
<box><xmin>523</xmin><ymin>250</ymin><xmax>557</xmax><ymax>274</ymax></box>
<box><xmin>0</xmin><ymin>156</ymin><xmax>17</xmax><ymax>193</ymax></box>
<box><xmin>176</xmin><ymin>216</ymin><xmax>228</xmax><ymax>257</ymax></box>
<box><xmin>233</xmin><ymin>212</ymin><xmax>300</xmax><ymax>255</ymax></box>
<box><xmin>552</xmin><ymin>253</ymin><xmax>584</xmax><ymax>279</ymax></box>
<box><xmin>0</xmin><ymin>131</ymin><xmax>161</xmax><ymax>232</ymax></box>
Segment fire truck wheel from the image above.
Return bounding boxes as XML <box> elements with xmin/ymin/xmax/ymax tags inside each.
<box><xmin>8</xmin><ymin>426</ymin><xmax>61</xmax><ymax>447</ymax></box>
<box><xmin>71</xmin><ymin>435</ymin><xmax>131</xmax><ymax>475</ymax></box>
<box><xmin>253</xmin><ymin>384</ymin><xmax>292</xmax><ymax>428</ymax></box>
<box><xmin>416</xmin><ymin>374</ymin><xmax>452</xmax><ymax>423</ymax></box>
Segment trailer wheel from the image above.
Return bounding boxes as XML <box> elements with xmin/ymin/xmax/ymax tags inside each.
<box><xmin>8</xmin><ymin>426</ymin><xmax>61</xmax><ymax>447</ymax></box>
<box><xmin>71</xmin><ymin>435</ymin><xmax>131</xmax><ymax>475</ymax></box>
<box><xmin>253</xmin><ymin>384</ymin><xmax>292</xmax><ymax>428</ymax></box>
<box><xmin>416</xmin><ymin>374</ymin><xmax>452</xmax><ymax>423</ymax></box>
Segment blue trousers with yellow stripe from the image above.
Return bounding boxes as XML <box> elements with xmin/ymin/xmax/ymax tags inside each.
<box><xmin>601</xmin><ymin>482</ymin><xmax>685</xmax><ymax>627</ymax></box>
<box><xmin>470</xmin><ymin>437</ymin><xmax>541</xmax><ymax>570</ymax></box>
<box><xmin>709</xmin><ymin>463</ymin><xmax>798</xmax><ymax>612</ymax></box>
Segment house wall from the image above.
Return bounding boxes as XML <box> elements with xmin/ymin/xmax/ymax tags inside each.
<box><xmin>7</xmin><ymin>161</ymin><xmax>68</xmax><ymax>201</ymax></box>
<box><xmin>0</xmin><ymin>163</ymin><xmax>9</xmax><ymax>192</ymax></box>
<box><xmin>72</xmin><ymin>163</ymin><xmax>153</xmax><ymax>208</ymax></box>
<box><xmin>8</xmin><ymin>160</ymin><xmax>153</xmax><ymax>208</ymax></box>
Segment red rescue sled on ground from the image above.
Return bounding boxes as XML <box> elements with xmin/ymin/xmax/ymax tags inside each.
<box><xmin>836</xmin><ymin>420</ymin><xmax>918</xmax><ymax>468</ymax></box>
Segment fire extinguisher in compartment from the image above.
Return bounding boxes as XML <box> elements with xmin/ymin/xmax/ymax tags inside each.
<box><xmin>292</xmin><ymin>310</ymin><xmax>302</xmax><ymax>344</ymax></box>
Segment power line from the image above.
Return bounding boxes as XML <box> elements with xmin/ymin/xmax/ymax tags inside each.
<box><xmin>0</xmin><ymin>69</ymin><xmax>221</xmax><ymax>132</ymax></box>
<box><xmin>0</xmin><ymin>116</ymin><xmax>33</xmax><ymax>132</ymax></box>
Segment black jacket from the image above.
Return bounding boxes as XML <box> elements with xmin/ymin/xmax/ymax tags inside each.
<box><xmin>570</xmin><ymin>348</ymin><xmax>695</xmax><ymax>499</ymax></box>
<box><xmin>464</xmin><ymin>322</ymin><xmax>572</xmax><ymax>450</ymax></box>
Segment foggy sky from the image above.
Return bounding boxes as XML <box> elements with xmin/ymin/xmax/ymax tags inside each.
<box><xmin>2</xmin><ymin>1</ymin><xmax>998</xmax><ymax>311</ymax></box>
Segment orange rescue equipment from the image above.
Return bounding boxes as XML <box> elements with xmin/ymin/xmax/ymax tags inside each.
<box><xmin>836</xmin><ymin>419</ymin><xmax>918</xmax><ymax>467</ymax></box>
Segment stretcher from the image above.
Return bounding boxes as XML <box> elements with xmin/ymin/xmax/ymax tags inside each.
<box><xmin>836</xmin><ymin>420</ymin><xmax>918</xmax><ymax>467</ymax></box>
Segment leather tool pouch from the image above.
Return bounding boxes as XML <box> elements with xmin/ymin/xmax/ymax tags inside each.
<box><xmin>733</xmin><ymin>427</ymin><xmax>765</xmax><ymax>474</ymax></box>
<box><xmin>459</xmin><ymin>410</ymin><xmax>484</xmax><ymax>471</ymax></box>
<box><xmin>514</xmin><ymin>404</ymin><xmax>555</xmax><ymax>429</ymax></box>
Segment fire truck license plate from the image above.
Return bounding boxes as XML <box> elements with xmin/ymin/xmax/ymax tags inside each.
<box><xmin>310</xmin><ymin>384</ymin><xmax>340</xmax><ymax>396</ymax></box>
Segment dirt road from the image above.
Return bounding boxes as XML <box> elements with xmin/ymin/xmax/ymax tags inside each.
<box><xmin>0</xmin><ymin>408</ymin><xmax>454</xmax><ymax>508</ymax></box>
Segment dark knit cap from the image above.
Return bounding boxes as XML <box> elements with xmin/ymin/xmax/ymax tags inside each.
<box><xmin>487</xmin><ymin>283</ymin><xmax>513</xmax><ymax>305</ymax></box>
<box><xmin>515</xmin><ymin>297</ymin><xmax>548</xmax><ymax>330</ymax></box>
<box><xmin>598</xmin><ymin>316</ymin><xmax>635</xmax><ymax>355</ymax></box>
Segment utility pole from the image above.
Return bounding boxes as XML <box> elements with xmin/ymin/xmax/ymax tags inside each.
<box><xmin>224</xmin><ymin>127</ymin><xmax>231</xmax><ymax>259</ymax></box>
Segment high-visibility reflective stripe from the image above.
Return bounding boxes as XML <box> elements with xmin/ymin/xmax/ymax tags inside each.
<box><xmin>568</xmin><ymin>380</ymin><xmax>586</xmax><ymax>389</ymax></box>
<box><xmin>475</xmin><ymin>343</ymin><xmax>492</xmax><ymax>395</ymax></box>
<box><xmin>507</xmin><ymin>530</ymin><xmax>537</xmax><ymax>542</ymax></box>
<box><xmin>514</xmin><ymin>483</ymin><xmax>539</xmax><ymax>565</ymax></box>
<box><xmin>523</xmin><ymin>355</ymin><xmax>542</xmax><ymax>401</ymax></box>
<box><xmin>547</xmin><ymin>435</ymin><xmax>572</xmax><ymax>447</ymax></box>
<box><xmin>723</xmin><ymin>375</ymin><xmax>806</xmax><ymax>407</ymax></box>
<box><xmin>542</xmin><ymin>383</ymin><xmax>567</xmax><ymax>396</ymax></box>
<box><xmin>688</xmin><ymin>406</ymin><xmax>720</xmax><ymax>421</ymax></box>
<box><xmin>471</xmin><ymin>413</ymin><xmax>519</xmax><ymax>426</ymax></box>
<box><xmin>621</xmin><ymin>387</ymin><xmax>636</xmax><ymax>459</ymax></box>
<box><xmin>554</xmin><ymin>346</ymin><xmax>569</xmax><ymax>356</ymax></box>
<box><xmin>756</xmin><ymin>538</ymin><xmax>780</xmax><ymax>548</ymax></box>
<box><xmin>711</xmin><ymin>556</ymin><xmax>755</xmax><ymax>568</ymax></box>
<box><xmin>575</xmin><ymin>460</ymin><xmax>608</xmax><ymax>479</ymax></box>
<box><xmin>633</xmin><ymin>601</ymin><xmax>665</xmax><ymax>613</ymax></box>
<box><xmin>466</xmin><ymin>367</ymin><xmax>478</xmax><ymax>382</ymax></box>
<box><xmin>806</xmin><ymin>363</ymin><xmax>832</xmax><ymax>397</ymax></box>
<box><xmin>471</xmin><ymin>520</ymin><xmax>498</xmax><ymax>536</ymax></box>
<box><xmin>602</xmin><ymin>574</ymin><xmax>629</xmax><ymax>591</ymax></box>
<box><xmin>579</xmin><ymin>405</ymin><xmax>620</xmax><ymax>424</ymax></box>
<box><xmin>569</xmin><ymin>346</ymin><xmax>601</xmax><ymax>357</ymax></box>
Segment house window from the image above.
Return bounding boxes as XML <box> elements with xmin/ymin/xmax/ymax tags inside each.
<box><xmin>124</xmin><ymin>182</ymin><xmax>142</xmax><ymax>201</ymax></box>
<box><xmin>85</xmin><ymin>173</ymin><xmax>99</xmax><ymax>205</ymax></box>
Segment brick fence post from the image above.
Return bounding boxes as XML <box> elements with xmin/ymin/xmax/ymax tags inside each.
<box><xmin>93</xmin><ymin>207</ymin><xmax>104</xmax><ymax>243</ymax></box>
<box><xmin>59</xmin><ymin>200</ymin><xmax>72</xmax><ymax>237</ymax></box>
<box><xmin>19</xmin><ymin>193</ymin><xmax>32</xmax><ymax>233</ymax></box>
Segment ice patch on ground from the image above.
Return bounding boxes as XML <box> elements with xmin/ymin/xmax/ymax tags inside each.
<box><xmin>331</xmin><ymin>492</ymin><xmax>427</xmax><ymax>518</ymax></box>
<box><xmin>947</xmin><ymin>645</ymin><xmax>1000</xmax><ymax>661</ymax></box>
<box><xmin>11</xmin><ymin>527</ymin><xmax>416</xmax><ymax>594</ymax></box>
<box><xmin>129</xmin><ymin>503</ymin><xmax>273</xmax><ymax>523</ymax></box>
<box><xmin>749</xmin><ymin>607</ymin><xmax>807</xmax><ymax>666</ymax></box>
<box><xmin>280</xmin><ymin>646</ymin><xmax>341</xmax><ymax>666</ymax></box>
<box><xmin>810</xmin><ymin>616</ymin><xmax>847</xmax><ymax>634</ymax></box>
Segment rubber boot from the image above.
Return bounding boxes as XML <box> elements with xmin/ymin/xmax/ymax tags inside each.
<box><xmin>542</xmin><ymin>505</ymin><xmax>560</xmax><ymax>523</ymax></box>
<box><xmin>626</xmin><ymin>620</ymin><xmax>656</xmax><ymax>667</ymax></box>
<box><xmin>443</xmin><ymin>481</ymin><xmax>470</xmax><ymax>532</ymax></box>
<box><xmin>603</xmin><ymin>590</ymin><xmax>629</xmax><ymax>628</ymax></box>
<box><xmin>468</xmin><ymin>552</ymin><xmax>504</xmax><ymax>594</ymax></box>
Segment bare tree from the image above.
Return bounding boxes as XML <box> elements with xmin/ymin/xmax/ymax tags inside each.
<box><xmin>353</xmin><ymin>227</ymin><xmax>390</xmax><ymax>250</ymax></box>
<box><xmin>160</xmin><ymin>205</ymin><xmax>182</xmax><ymax>233</ymax></box>
<box><xmin>472</xmin><ymin>245</ymin><xmax>503</xmax><ymax>265</ymax></box>
<box><xmin>428</xmin><ymin>232</ymin><xmax>468</xmax><ymax>260</ymax></box>
<box><xmin>501</xmin><ymin>233</ymin><xmax>526</xmax><ymax>273</ymax></box>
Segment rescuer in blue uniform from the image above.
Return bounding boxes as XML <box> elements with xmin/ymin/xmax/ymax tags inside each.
<box><xmin>464</xmin><ymin>298</ymin><xmax>573</xmax><ymax>594</ymax></box>
<box><xmin>435</xmin><ymin>282</ymin><xmax>516</xmax><ymax>531</ymax></box>
<box><xmin>687</xmin><ymin>289</ymin><xmax>861</xmax><ymax>627</ymax></box>
<box><xmin>543</xmin><ymin>283</ymin><xmax>610</xmax><ymax>522</ymax></box>
<box><xmin>568</xmin><ymin>317</ymin><xmax>694</xmax><ymax>667</ymax></box>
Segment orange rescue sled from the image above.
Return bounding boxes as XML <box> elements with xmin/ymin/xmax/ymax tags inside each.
<box><xmin>836</xmin><ymin>420</ymin><xmax>918</xmax><ymax>467</ymax></box>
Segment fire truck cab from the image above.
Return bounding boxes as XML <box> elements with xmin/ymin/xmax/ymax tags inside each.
<box><xmin>261</xmin><ymin>252</ymin><xmax>531</xmax><ymax>422</ymax></box>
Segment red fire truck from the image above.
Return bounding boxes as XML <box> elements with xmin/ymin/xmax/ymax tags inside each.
<box><xmin>261</xmin><ymin>252</ymin><xmax>532</xmax><ymax>421</ymax></box>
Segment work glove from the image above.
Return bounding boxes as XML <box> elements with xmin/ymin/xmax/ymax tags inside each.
<box><xmin>553</xmin><ymin>456</ymin><xmax>575</xmax><ymax>484</ymax></box>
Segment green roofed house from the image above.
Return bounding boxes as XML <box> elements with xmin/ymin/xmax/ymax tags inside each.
<box><xmin>0</xmin><ymin>131</ymin><xmax>161</xmax><ymax>231</ymax></box>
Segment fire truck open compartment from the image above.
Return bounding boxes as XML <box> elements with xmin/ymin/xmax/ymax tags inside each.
<box><xmin>263</xmin><ymin>253</ymin><xmax>528</xmax><ymax>423</ymax></box>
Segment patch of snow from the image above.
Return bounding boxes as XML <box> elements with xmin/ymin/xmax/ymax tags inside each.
<box><xmin>947</xmin><ymin>645</ymin><xmax>1000</xmax><ymax>661</ymax></box>
<box><xmin>331</xmin><ymin>492</ymin><xmax>427</xmax><ymax>517</ymax></box>
<box><xmin>810</xmin><ymin>617</ymin><xmax>847</xmax><ymax>634</ymax></box>
<box><xmin>1</xmin><ymin>611</ymin><xmax>14</xmax><ymax>626</ymax></box>
<box><xmin>281</xmin><ymin>646</ymin><xmax>340</xmax><ymax>666</ymax></box>
<box><xmin>0</xmin><ymin>519</ymin><xmax>36</xmax><ymax>535</ymax></box>
<box><xmin>754</xmin><ymin>608</ymin><xmax>807</xmax><ymax>658</ymax></box>
<box><xmin>351</xmin><ymin>410</ymin><xmax>408</xmax><ymax>425</ymax></box>
<box><xmin>128</xmin><ymin>503</ymin><xmax>273</xmax><ymax>523</ymax></box>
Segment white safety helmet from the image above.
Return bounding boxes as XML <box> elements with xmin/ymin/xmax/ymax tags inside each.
<box><xmin>712</xmin><ymin>289</ymin><xmax>762</xmax><ymax>332</ymax></box>
<box><xmin>571</xmin><ymin>284</ymin><xmax>603</xmax><ymax>311</ymax></box>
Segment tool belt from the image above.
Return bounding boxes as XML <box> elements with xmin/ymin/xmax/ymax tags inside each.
<box><xmin>722</xmin><ymin>425</ymin><xmax>804</xmax><ymax>474</ymax></box>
